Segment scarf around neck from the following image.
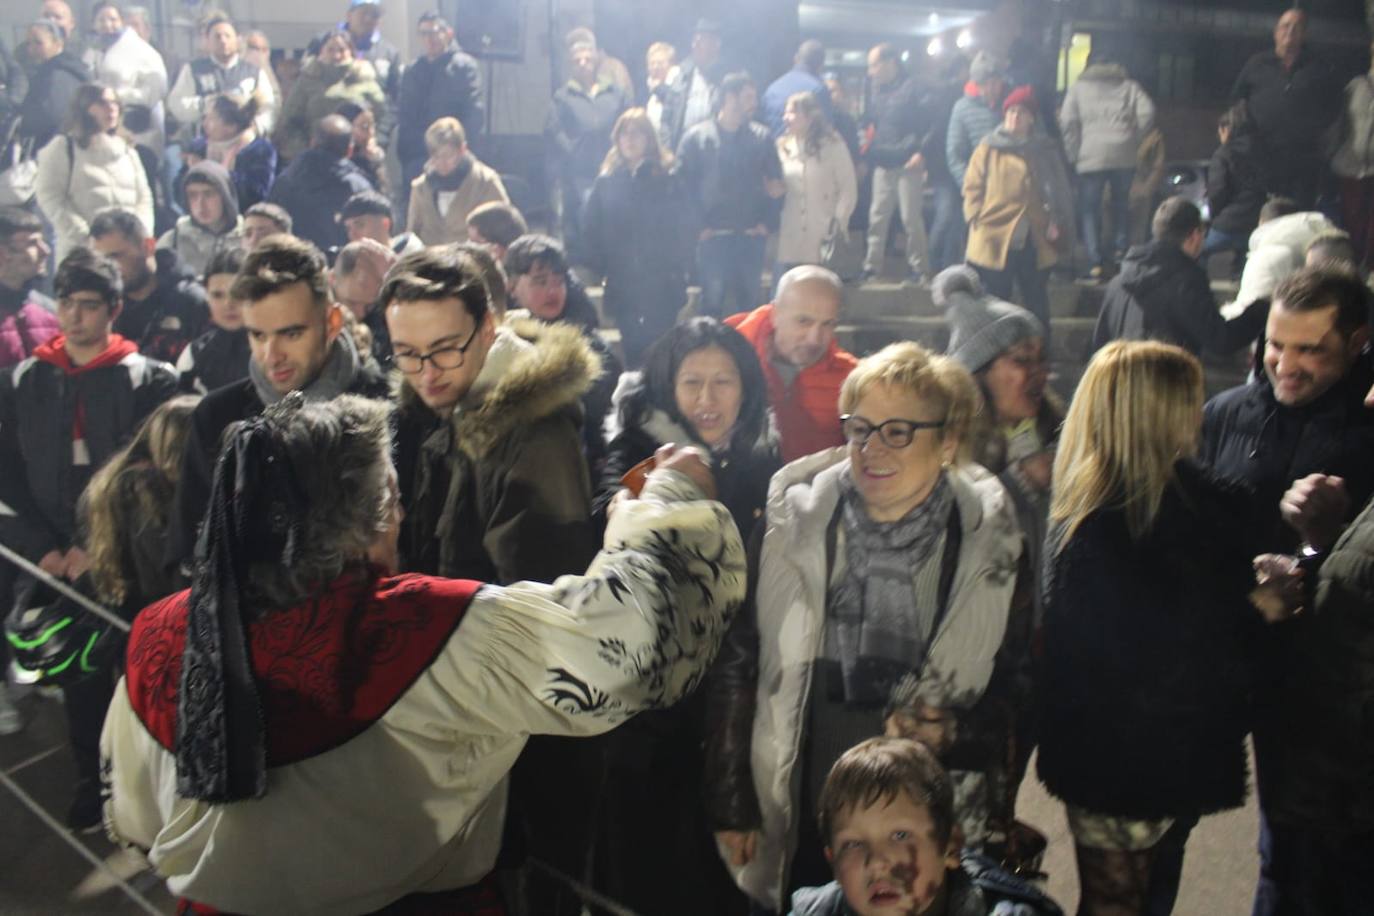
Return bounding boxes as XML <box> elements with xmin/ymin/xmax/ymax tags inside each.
<box><xmin>827</xmin><ymin>467</ymin><xmax>955</xmax><ymax>706</ymax></box>
<box><xmin>249</xmin><ymin>331</ymin><xmax>361</xmax><ymax>407</ymax></box>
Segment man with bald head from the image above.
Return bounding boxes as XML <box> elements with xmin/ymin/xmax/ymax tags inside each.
<box><xmin>268</xmin><ymin>114</ymin><xmax>375</xmax><ymax>252</ymax></box>
<box><xmin>1232</xmin><ymin>8</ymin><xmax>1342</xmax><ymax>207</ymax></box>
<box><xmin>726</xmin><ymin>265</ymin><xmax>858</xmax><ymax>461</ymax></box>
<box><xmin>39</xmin><ymin>0</ymin><xmax>81</xmax><ymax>56</ymax></box>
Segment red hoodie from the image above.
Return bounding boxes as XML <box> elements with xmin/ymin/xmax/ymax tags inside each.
<box><xmin>726</xmin><ymin>304</ymin><xmax>857</xmax><ymax>463</ymax></box>
<box><xmin>33</xmin><ymin>334</ymin><xmax>139</xmax><ymax>462</ymax></box>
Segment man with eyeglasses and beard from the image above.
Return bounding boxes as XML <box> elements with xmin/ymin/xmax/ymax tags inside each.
<box><xmin>384</xmin><ymin>245</ymin><xmax>602</xmax><ymax>916</ymax></box>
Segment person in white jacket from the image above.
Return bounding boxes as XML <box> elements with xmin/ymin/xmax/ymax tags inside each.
<box><xmin>776</xmin><ymin>91</ymin><xmax>857</xmax><ymax>281</ymax></box>
<box><xmin>1224</xmin><ymin>199</ymin><xmax>1338</xmax><ymax>316</ymax></box>
<box><xmin>83</xmin><ymin>2</ymin><xmax>167</xmax><ymax>152</ymax></box>
<box><xmin>705</xmin><ymin>341</ymin><xmax>1026</xmax><ymax>912</ymax></box>
<box><xmin>35</xmin><ymin>83</ymin><xmax>153</xmax><ymax>262</ymax></box>
<box><xmin>102</xmin><ymin>391</ymin><xmax>745</xmax><ymax>915</ymax></box>
<box><xmin>1060</xmin><ymin>53</ymin><xmax>1156</xmax><ymax>279</ymax></box>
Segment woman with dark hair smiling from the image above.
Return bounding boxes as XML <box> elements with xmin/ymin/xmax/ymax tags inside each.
<box><xmin>35</xmin><ymin>82</ymin><xmax>152</xmax><ymax>260</ymax></box>
<box><xmin>591</xmin><ymin>316</ymin><xmax>774</xmax><ymax>915</ymax></box>
<box><xmin>596</xmin><ymin>316</ymin><xmax>780</xmax><ymax>534</ymax></box>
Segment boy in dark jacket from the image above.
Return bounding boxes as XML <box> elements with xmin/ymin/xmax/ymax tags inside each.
<box><xmin>1204</xmin><ymin>104</ymin><xmax>1267</xmax><ymax>277</ymax></box>
<box><xmin>397</xmin><ymin>12</ymin><xmax>483</xmax><ymax>192</ymax></box>
<box><xmin>90</xmin><ymin>207</ymin><xmax>210</xmax><ymax>365</ymax></box>
<box><xmin>176</xmin><ymin>246</ymin><xmax>249</xmax><ymax>393</ymax></box>
<box><xmin>788</xmin><ymin>737</ymin><xmax>1059</xmax><ymax>916</ymax></box>
<box><xmin>0</xmin><ymin>247</ymin><xmax>176</xmax><ymax>829</ymax></box>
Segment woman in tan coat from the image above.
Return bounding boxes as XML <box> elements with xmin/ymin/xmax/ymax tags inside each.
<box><xmin>776</xmin><ymin>92</ymin><xmax>857</xmax><ymax>277</ymax></box>
<box><xmin>274</xmin><ymin>29</ymin><xmax>385</xmax><ymax>163</ymax></box>
<box><xmin>406</xmin><ymin>117</ymin><xmax>510</xmax><ymax>245</ymax></box>
<box><xmin>962</xmin><ymin>86</ymin><xmax>1073</xmax><ymax>337</ymax></box>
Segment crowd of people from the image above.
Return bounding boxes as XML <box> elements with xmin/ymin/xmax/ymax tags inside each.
<box><xmin>0</xmin><ymin>3</ymin><xmax>1372</xmax><ymax>916</ymax></box>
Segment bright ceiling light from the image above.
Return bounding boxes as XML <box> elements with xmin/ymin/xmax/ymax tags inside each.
<box><xmin>957</xmin><ymin>29</ymin><xmax>973</xmax><ymax>49</ymax></box>
<box><xmin>927</xmin><ymin>37</ymin><xmax>943</xmax><ymax>57</ymax></box>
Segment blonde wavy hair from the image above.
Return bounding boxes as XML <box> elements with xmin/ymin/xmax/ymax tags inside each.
<box><xmin>82</xmin><ymin>395</ymin><xmax>202</xmax><ymax>605</ymax></box>
<box><xmin>1050</xmin><ymin>341</ymin><xmax>1204</xmax><ymax>545</ymax></box>
<box><xmin>839</xmin><ymin>341</ymin><xmax>979</xmax><ymax>465</ymax></box>
<box><xmin>600</xmin><ymin>107</ymin><xmax>673</xmax><ymax>176</ymax></box>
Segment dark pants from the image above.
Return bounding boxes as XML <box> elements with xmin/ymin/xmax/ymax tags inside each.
<box><xmin>972</xmin><ymin>244</ymin><xmax>1051</xmax><ymax>346</ymax></box>
<box><xmin>929</xmin><ymin>179</ymin><xmax>967</xmax><ymax>272</ymax></box>
<box><xmin>1078</xmin><ymin>168</ymin><xmax>1135</xmax><ymax>268</ymax></box>
<box><xmin>593</xmin><ymin>705</ymin><xmax>749</xmax><ymax>916</ymax></box>
<box><xmin>62</xmin><ymin>668</ymin><xmax>117</xmax><ymax>791</ymax></box>
<box><xmin>1339</xmin><ymin>176</ymin><xmax>1374</xmax><ymax>271</ymax></box>
<box><xmin>605</xmin><ymin>291</ymin><xmax>680</xmax><ymax>368</ymax></box>
<box><xmin>1252</xmin><ymin>812</ymin><xmax>1374</xmax><ymax>916</ymax></box>
<box><xmin>697</xmin><ymin>232</ymin><xmax>767</xmax><ymax>318</ymax></box>
<box><xmin>1202</xmin><ymin>227</ymin><xmax>1248</xmax><ymax>278</ymax></box>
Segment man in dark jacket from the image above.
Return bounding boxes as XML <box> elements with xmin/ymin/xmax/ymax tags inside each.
<box><xmin>1095</xmin><ymin>196</ymin><xmax>1268</xmax><ymax>359</ymax></box>
<box><xmin>90</xmin><ymin>207</ymin><xmax>209</xmax><ymax>365</ymax></box>
<box><xmin>760</xmin><ymin>40</ymin><xmax>831</xmax><ymax>139</ymax></box>
<box><xmin>268</xmin><ymin>114</ymin><xmax>375</xmax><ymax>254</ymax></box>
<box><xmin>861</xmin><ymin>43</ymin><xmax>934</xmax><ymax>285</ymax></box>
<box><xmin>396</xmin><ymin>12</ymin><xmax>483</xmax><ymax>194</ymax></box>
<box><xmin>17</xmin><ymin>17</ymin><xmax>88</xmax><ymax>150</ymax></box>
<box><xmin>1203</xmin><ymin>105</ymin><xmax>1267</xmax><ymax>274</ymax></box>
<box><xmin>661</xmin><ymin>18</ymin><xmax>725</xmax><ymax>153</ymax></box>
<box><xmin>676</xmin><ymin>71</ymin><xmax>784</xmax><ymax>318</ymax></box>
<box><xmin>1253</xmin><ymin>382</ymin><xmax>1374</xmax><ymax>913</ymax></box>
<box><xmin>0</xmin><ymin>247</ymin><xmax>176</xmax><ymax>828</ymax></box>
<box><xmin>0</xmin><ymin>36</ymin><xmax>27</xmax><ymax>123</ymax></box>
<box><xmin>1201</xmin><ymin>269</ymin><xmax>1374</xmax><ymax>907</ymax></box>
<box><xmin>547</xmin><ymin>40</ymin><xmax>628</xmax><ymax>260</ymax></box>
<box><xmin>503</xmin><ymin>234</ymin><xmax>620</xmax><ymax>476</ymax></box>
<box><xmin>1201</xmin><ymin>265</ymin><xmax>1374</xmax><ymax>551</ymax></box>
<box><xmin>1231</xmin><ymin>9</ymin><xmax>1342</xmax><ymax>208</ymax></box>
<box><xmin>165</xmin><ymin>235</ymin><xmax>389</xmax><ymax>567</ymax></box>
<box><xmin>383</xmin><ymin>245</ymin><xmax>600</xmax><ymax>916</ymax></box>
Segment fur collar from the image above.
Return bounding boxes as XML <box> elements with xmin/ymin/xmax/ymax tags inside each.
<box><xmin>452</xmin><ymin>320</ymin><xmax>600</xmax><ymax>459</ymax></box>
<box><xmin>604</xmin><ymin>369</ymin><xmax>780</xmax><ymax>456</ymax></box>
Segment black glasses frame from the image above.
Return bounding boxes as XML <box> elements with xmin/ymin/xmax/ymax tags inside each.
<box><xmin>839</xmin><ymin>414</ymin><xmax>946</xmax><ymax>449</ymax></box>
<box><xmin>391</xmin><ymin>325</ymin><xmax>480</xmax><ymax>375</ymax></box>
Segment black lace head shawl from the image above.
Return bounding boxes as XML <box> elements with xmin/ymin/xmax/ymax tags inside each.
<box><xmin>176</xmin><ymin>393</ymin><xmax>311</xmax><ymax>802</ymax></box>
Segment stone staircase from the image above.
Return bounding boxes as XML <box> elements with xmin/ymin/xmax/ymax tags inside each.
<box><xmin>584</xmin><ymin>264</ymin><xmax>1253</xmax><ymax>401</ymax></box>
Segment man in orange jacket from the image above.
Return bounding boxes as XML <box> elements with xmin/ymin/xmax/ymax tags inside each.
<box><xmin>725</xmin><ymin>264</ymin><xmax>857</xmax><ymax>462</ymax></box>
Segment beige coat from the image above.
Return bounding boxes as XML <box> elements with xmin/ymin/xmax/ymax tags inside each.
<box><xmin>406</xmin><ymin>158</ymin><xmax>510</xmax><ymax>246</ymax></box>
<box><xmin>776</xmin><ymin>132</ymin><xmax>857</xmax><ymax>265</ymax></box>
<box><xmin>962</xmin><ymin>131</ymin><xmax>1073</xmax><ymax>271</ymax></box>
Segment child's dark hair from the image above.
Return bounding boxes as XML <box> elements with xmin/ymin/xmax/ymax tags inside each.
<box><xmin>817</xmin><ymin>737</ymin><xmax>954</xmax><ymax>846</ymax></box>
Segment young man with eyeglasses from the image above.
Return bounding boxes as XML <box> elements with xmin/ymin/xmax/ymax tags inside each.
<box><xmin>726</xmin><ymin>264</ymin><xmax>858</xmax><ymax>461</ymax></box>
<box><xmin>384</xmin><ymin>245</ymin><xmax>603</xmax><ymax>916</ymax></box>
<box><xmin>165</xmin><ymin>235</ymin><xmax>389</xmax><ymax>567</ymax></box>
<box><xmin>0</xmin><ymin>246</ymin><xmax>176</xmax><ymax>824</ymax></box>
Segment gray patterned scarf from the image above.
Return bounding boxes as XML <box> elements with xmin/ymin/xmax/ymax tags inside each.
<box><xmin>828</xmin><ymin>467</ymin><xmax>954</xmax><ymax>705</ymax></box>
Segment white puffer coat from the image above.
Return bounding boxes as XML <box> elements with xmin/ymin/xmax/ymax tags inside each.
<box><xmin>35</xmin><ymin>132</ymin><xmax>154</xmax><ymax>262</ymax></box>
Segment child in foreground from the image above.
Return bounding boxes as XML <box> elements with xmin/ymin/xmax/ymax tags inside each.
<box><xmin>789</xmin><ymin>737</ymin><xmax>1060</xmax><ymax>916</ymax></box>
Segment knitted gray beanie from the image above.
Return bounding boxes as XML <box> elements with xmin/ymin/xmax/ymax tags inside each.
<box><xmin>934</xmin><ymin>265</ymin><xmax>1045</xmax><ymax>374</ymax></box>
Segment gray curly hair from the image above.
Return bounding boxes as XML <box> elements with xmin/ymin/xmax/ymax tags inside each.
<box><xmin>242</xmin><ymin>394</ymin><xmax>396</xmax><ymax>608</ymax></box>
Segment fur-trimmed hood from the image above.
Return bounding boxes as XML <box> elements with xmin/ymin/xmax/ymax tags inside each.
<box><xmin>452</xmin><ymin>319</ymin><xmax>600</xmax><ymax>459</ymax></box>
<box><xmin>604</xmin><ymin>369</ymin><xmax>779</xmax><ymax>456</ymax></box>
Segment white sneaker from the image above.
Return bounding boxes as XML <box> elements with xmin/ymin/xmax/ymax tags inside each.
<box><xmin>0</xmin><ymin>682</ymin><xmax>23</xmax><ymax>735</ymax></box>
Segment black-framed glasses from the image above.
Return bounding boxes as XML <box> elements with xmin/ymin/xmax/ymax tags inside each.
<box><xmin>391</xmin><ymin>326</ymin><xmax>480</xmax><ymax>374</ymax></box>
<box><xmin>840</xmin><ymin>414</ymin><xmax>945</xmax><ymax>449</ymax></box>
